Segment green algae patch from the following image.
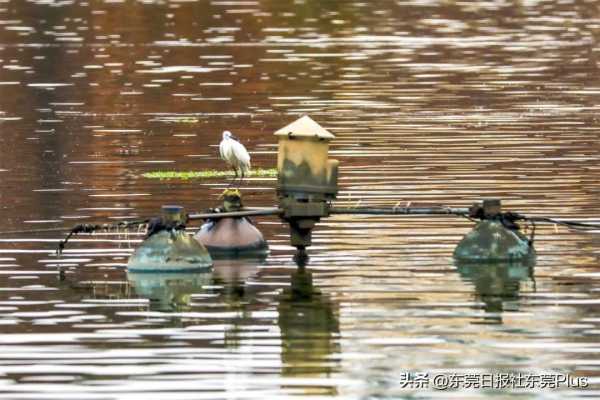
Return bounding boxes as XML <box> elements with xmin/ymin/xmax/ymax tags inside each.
<box><xmin>142</xmin><ymin>168</ymin><xmax>277</xmax><ymax>180</ymax></box>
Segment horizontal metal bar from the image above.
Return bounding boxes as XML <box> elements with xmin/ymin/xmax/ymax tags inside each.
<box><xmin>0</xmin><ymin>206</ymin><xmax>471</xmax><ymax>236</ymax></box>
<box><xmin>0</xmin><ymin>227</ymin><xmax>72</xmax><ymax>236</ymax></box>
<box><xmin>188</xmin><ymin>206</ymin><xmax>469</xmax><ymax>220</ymax></box>
<box><xmin>187</xmin><ymin>208</ymin><xmax>283</xmax><ymax>220</ymax></box>
<box><xmin>329</xmin><ymin>207</ymin><xmax>469</xmax><ymax>216</ymax></box>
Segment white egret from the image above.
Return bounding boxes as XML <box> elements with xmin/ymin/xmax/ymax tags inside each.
<box><xmin>219</xmin><ymin>130</ymin><xmax>251</xmax><ymax>184</ymax></box>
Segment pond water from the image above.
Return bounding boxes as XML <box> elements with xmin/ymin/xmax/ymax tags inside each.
<box><xmin>1</xmin><ymin>0</ymin><xmax>600</xmax><ymax>398</ymax></box>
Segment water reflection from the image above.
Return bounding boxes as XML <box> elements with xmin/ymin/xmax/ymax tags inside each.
<box><xmin>125</xmin><ymin>257</ymin><xmax>266</xmax><ymax>311</ymax></box>
<box><xmin>127</xmin><ymin>271</ymin><xmax>212</xmax><ymax>312</ymax></box>
<box><xmin>213</xmin><ymin>258</ymin><xmax>262</xmax><ymax>303</ymax></box>
<box><xmin>278</xmin><ymin>256</ymin><xmax>340</xmax><ymax>394</ymax></box>
<box><xmin>2</xmin><ymin>0</ymin><xmax>600</xmax><ymax>396</ymax></box>
<box><xmin>456</xmin><ymin>260</ymin><xmax>535</xmax><ymax>324</ymax></box>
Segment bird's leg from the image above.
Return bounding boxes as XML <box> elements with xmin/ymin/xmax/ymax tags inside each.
<box><xmin>240</xmin><ymin>169</ymin><xmax>245</xmax><ymax>187</ymax></box>
<box><xmin>227</xmin><ymin>167</ymin><xmax>237</xmax><ymax>188</ymax></box>
<box><xmin>235</xmin><ymin>168</ymin><xmax>242</xmax><ymax>189</ymax></box>
<box><xmin>233</xmin><ymin>167</ymin><xmax>240</xmax><ymax>188</ymax></box>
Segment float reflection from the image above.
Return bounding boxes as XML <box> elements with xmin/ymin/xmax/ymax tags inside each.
<box><xmin>127</xmin><ymin>271</ymin><xmax>212</xmax><ymax>311</ymax></box>
<box><xmin>456</xmin><ymin>260</ymin><xmax>535</xmax><ymax>324</ymax></box>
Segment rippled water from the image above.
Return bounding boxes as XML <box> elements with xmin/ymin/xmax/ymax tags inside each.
<box><xmin>1</xmin><ymin>0</ymin><xmax>600</xmax><ymax>398</ymax></box>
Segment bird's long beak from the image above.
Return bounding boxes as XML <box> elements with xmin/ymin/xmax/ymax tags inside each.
<box><xmin>231</xmin><ymin>134</ymin><xmax>239</xmax><ymax>141</ymax></box>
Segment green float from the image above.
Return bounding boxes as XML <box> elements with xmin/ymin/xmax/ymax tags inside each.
<box><xmin>127</xmin><ymin>205</ymin><xmax>213</xmax><ymax>272</ymax></box>
<box><xmin>454</xmin><ymin>199</ymin><xmax>536</xmax><ymax>262</ymax></box>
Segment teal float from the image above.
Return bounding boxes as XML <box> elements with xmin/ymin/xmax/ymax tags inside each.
<box><xmin>127</xmin><ymin>205</ymin><xmax>213</xmax><ymax>272</ymax></box>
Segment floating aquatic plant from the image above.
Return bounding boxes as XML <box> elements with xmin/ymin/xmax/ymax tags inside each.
<box><xmin>142</xmin><ymin>168</ymin><xmax>277</xmax><ymax>180</ymax></box>
<box><xmin>148</xmin><ymin>116</ymin><xmax>200</xmax><ymax>124</ymax></box>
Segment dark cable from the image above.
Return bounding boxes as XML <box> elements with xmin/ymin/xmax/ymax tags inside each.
<box><xmin>56</xmin><ymin>218</ymin><xmax>150</xmax><ymax>256</ymax></box>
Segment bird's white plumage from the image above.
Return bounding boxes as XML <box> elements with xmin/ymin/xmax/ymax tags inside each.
<box><xmin>219</xmin><ymin>131</ymin><xmax>251</xmax><ymax>178</ymax></box>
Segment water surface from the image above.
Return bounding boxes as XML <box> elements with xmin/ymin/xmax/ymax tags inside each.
<box><xmin>1</xmin><ymin>0</ymin><xmax>600</xmax><ymax>398</ymax></box>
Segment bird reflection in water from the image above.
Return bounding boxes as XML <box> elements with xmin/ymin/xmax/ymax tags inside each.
<box><xmin>277</xmin><ymin>251</ymin><xmax>340</xmax><ymax>393</ymax></box>
<box><xmin>456</xmin><ymin>259</ymin><xmax>536</xmax><ymax>324</ymax></box>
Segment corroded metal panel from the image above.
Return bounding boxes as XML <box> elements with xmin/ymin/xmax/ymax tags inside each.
<box><xmin>454</xmin><ymin>221</ymin><xmax>535</xmax><ymax>262</ymax></box>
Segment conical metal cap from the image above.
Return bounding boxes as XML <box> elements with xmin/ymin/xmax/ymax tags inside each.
<box><xmin>274</xmin><ymin>115</ymin><xmax>335</xmax><ymax>140</ymax></box>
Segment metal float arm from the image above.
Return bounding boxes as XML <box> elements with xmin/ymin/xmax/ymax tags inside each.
<box><xmin>187</xmin><ymin>208</ymin><xmax>283</xmax><ymax>220</ymax></box>
<box><xmin>329</xmin><ymin>207</ymin><xmax>469</xmax><ymax>216</ymax></box>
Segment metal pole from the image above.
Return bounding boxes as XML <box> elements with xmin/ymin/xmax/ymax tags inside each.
<box><xmin>187</xmin><ymin>208</ymin><xmax>283</xmax><ymax>221</ymax></box>
<box><xmin>329</xmin><ymin>207</ymin><xmax>469</xmax><ymax>216</ymax></box>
